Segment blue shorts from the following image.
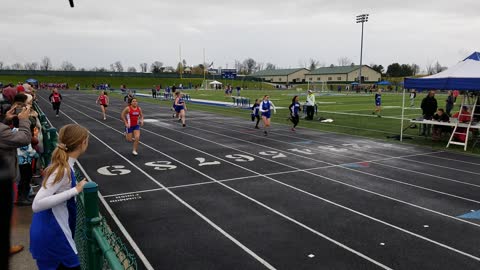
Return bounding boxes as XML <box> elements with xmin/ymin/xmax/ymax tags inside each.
<box><xmin>175</xmin><ymin>106</ymin><xmax>184</xmax><ymax>113</ymax></box>
<box><xmin>126</xmin><ymin>125</ymin><xmax>140</xmax><ymax>133</ymax></box>
<box><xmin>262</xmin><ymin>112</ymin><xmax>271</xmax><ymax>119</ymax></box>
<box><xmin>375</xmin><ymin>101</ymin><xmax>381</xmax><ymax>106</ymax></box>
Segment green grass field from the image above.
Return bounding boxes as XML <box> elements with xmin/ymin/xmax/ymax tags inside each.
<box><xmin>103</xmin><ymin>88</ymin><xmax>479</xmax><ymax>154</ymax></box>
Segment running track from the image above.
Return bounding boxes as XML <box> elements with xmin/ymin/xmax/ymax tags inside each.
<box><xmin>36</xmin><ymin>90</ymin><xmax>480</xmax><ymax>270</ymax></box>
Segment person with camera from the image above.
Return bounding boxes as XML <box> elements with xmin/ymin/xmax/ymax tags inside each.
<box><xmin>0</xmin><ymin>104</ymin><xmax>32</xmax><ymax>269</ymax></box>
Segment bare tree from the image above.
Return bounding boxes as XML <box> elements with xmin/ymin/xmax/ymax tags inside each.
<box><xmin>434</xmin><ymin>61</ymin><xmax>446</xmax><ymax>74</ymax></box>
<box><xmin>40</xmin><ymin>56</ymin><xmax>53</xmax><ymax>71</ymax></box>
<box><xmin>114</xmin><ymin>61</ymin><xmax>124</xmax><ymax>72</ymax></box>
<box><xmin>139</xmin><ymin>63</ymin><xmax>148</xmax><ymax>73</ymax></box>
<box><xmin>182</xmin><ymin>59</ymin><xmax>187</xmax><ymax>67</ymax></box>
<box><xmin>425</xmin><ymin>60</ymin><xmax>435</xmax><ymax>75</ymax></box>
<box><xmin>109</xmin><ymin>64</ymin><xmax>116</xmax><ymax>72</ymax></box>
<box><xmin>256</xmin><ymin>62</ymin><xmax>264</xmax><ymax>71</ymax></box>
<box><xmin>265</xmin><ymin>63</ymin><xmax>276</xmax><ymax>70</ymax></box>
<box><xmin>0</xmin><ymin>61</ymin><xmax>3</xmax><ymax>70</ymax></box>
<box><xmin>60</xmin><ymin>61</ymin><xmax>76</xmax><ymax>71</ymax></box>
<box><xmin>11</xmin><ymin>63</ymin><xmax>23</xmax><ymax>70</ymax></box>
<box><xmin>24</xmin><ymin>62</ymin><xmax>39</xmax><ymax>70</ymax></box>
<box><xmin>150</xmin><ymin>61</ymin><xmax>163</xmax><ymax>73</ymax></box>
<box><xmin>309</xmin><ymin>59</ymin><xmax>320</xmax><ymax>70</ymax></box>
<box><xmin>242</xmin><ymin>58</ymin><xmax>257</xmax><ymax>74</ymax></box>
<box><xmin>127</xmin><ymin>66</ymin><xmax>137</xmax><ymax>72</ymax></box>
<box><xmin>337</xmin><ymin>57</ymin><xmax>352</xmax><ymax>66</ymax></box>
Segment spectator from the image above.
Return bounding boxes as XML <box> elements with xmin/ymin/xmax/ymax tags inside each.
<box><xmin>421</xmin><ymin>90</ymin><xmax>438</xmax><ymax>120</ymax></box>
<box><xmin>2</xmin><ymin>84</ymin><xmax>17</xmax><ymax>104</ymax></box>
<box><xmin>0</xmin><ymin>105</ymin><xmax>32</xmax><ymax>269</ymax></box>
<box><xmin>236</xmin><ymin>86</ymin><xmax>241</xmax><ymax>96</ymax></box>
<box><xmin>409</xmin><ymin>89</ymin><xmax>416</xmax><ymax>107</ymax></box>
<box><xmin>305</xmin><ymin>90</ymin><xmax>316</xmax><ymax>120</ymax></box>
<box><xmin>151</xmin><ymin>86</ymin><xmax>157</xmax><ymax>98</ymax></box>
<box><xmin>30</xmin><ymin>124</ymin><xmax>89</xmax><ymax>270</ymax></box>
<box><xmin>445</xmin><ymin>90</ymin><xmax>455</xmax><ymax>116</ymax></box>
<box><xmin>432</xmin><ymin>108</ymin><xmax>450</xmax><ymax>141</ymax></box>
<box><xmin>420</xmin><ymin>90</ymin><xmax>438</xmax><ymax>136</ymax></box>
<box><xmin>453</xmin><ymin>89</ymin><xmax>460</xmax><ymax>103</ymax></box>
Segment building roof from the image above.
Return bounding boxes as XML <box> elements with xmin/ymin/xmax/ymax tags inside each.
<box><xmin>308</xmin><ymin>65</ymin><xmax>370</xmax><ymax>75</ymax></box>
<box><xmin>252</xmin><ymin>68</ymin><xmax>308</xmax><ymax>77</ymax></box>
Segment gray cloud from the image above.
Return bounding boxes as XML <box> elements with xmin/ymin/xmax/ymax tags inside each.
<box><xmin>1</xmin><ymin>0</ymin><xmax>479</xmax><ymax>71</ymax></box>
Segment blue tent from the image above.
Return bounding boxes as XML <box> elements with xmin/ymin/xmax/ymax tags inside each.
<box><xmin>404</xmin><ymin>52</ymin><xmax>480</xmax><ymax>91</ymax></box>
<box><xmin>376</xmin><ymin>81</ymin><xmax>391</xmax><ymax>85</ymax></box>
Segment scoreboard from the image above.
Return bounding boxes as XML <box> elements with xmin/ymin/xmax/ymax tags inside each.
<box><xmin>221</xmin><ymin>69</ymin><xmax>237</xmax><ymax>79</ymax></box>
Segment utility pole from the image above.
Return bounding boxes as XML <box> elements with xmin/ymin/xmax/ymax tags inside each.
<box><xmin>356</xmin><ymin>14</ymin><xmax>369</xmax><ymax>85</ymax></box>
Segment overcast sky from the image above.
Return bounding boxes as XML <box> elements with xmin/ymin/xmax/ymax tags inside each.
<box><xmin>1</xmin><ymin>0</ymin><xmax>479</xmax><ymax>72</ymax></box>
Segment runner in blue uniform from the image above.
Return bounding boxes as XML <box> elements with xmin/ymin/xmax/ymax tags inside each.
<box><xmin>174</xmin><ymin>92</ymin><xmax>187</xmax><ymax>127</ymax></box>
<box><xmin>259</xmin><ymin>95</ymin><xmax>276</xmax><ymax>136</ymax></box>
<box><xmin>288</xmin><ymin>95</ymin><xmax>301</xmax><ymax>131</ymax></box>
<box><xmin>372</xmin><ymin>89</ymin><xmax>382</xmax><ymax>117</ymax></box>
<box><xmin>30</xmin><ymin>124</ymin><xmax>89</xmax><ymax>270</ymax></box>
<box><xmin>251</xmin><ymin>99</ymin><xmax>261</xmax><ymax>129</ymax></box>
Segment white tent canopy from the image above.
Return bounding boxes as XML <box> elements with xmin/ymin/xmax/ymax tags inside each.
<box><xmin>209</xmin><ymin>80</ymin><xmax>223</xmax><ymax>85</ymax></box>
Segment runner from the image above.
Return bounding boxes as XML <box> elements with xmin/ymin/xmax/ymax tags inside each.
<box><xmin>288</xmin><ymin>95</ymin><xmax>301</xmax><ymax>131</ymax></box>
<box><xmin>123</xmin><ymin>91</ymin><xmax>134</xmax><ymax>105</ymax></box>
<box><xmin>48</xmin><ymin>88</ymin><xmax>62</xmax><ymax>117</ymax></box>
<box><xmin>174</xmin><ymin>92</ymin><xmax>187</xmax><ymax>127</ymax></box>
<box><xmin>121</xmin><ymin>98</ymin><xmax>144</xmax><ymax>156</ymax></box>
<box><xmin>259</xmin><ymin>95</ymin><xmax>276</xmax><ymax>136</ymax></box>
<box><xmin>96</xmin><ymin>91</ymin><xmax>109</xmax><ymax>120</ymax></box>
<box><xmin>251</xmin><ymin>99</ymin><xmax>261</xmax><ymax>129</ymax></box>
<box><xmin>372</xmin><ymin>89</ymin><xmax>382</xmax><ymax>117</ymax></box>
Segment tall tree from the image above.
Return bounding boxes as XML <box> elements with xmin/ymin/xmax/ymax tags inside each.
<box><xmin>176</xmin><ymin>62</ymin><xmax>184</xmax><ymax>74</ymax></box>
<box><xmin>150</xmin><ymin>61</ymin><xmax>163</xmax><ymax>73</ymax></box>
<box><xmin>127</xmin><ymin>66</ymin><xmax>137</xmax><ymax>72</ymax></box>
<box><xmin>0</xmin><ymin>61</ymin><xmax>4</xmax><ymax>70</ymax></box>
<box><xmin>337</xmin><ymin>57</ymin><xmax>352</xmax><ymax>66</ymax></box>
<box><xmin>114</xmin><ymin>61</ymin><xmax>124</xmax><ymax>72</ymax></box>
<box><xmin>60</xmin><ymin>61</ymin><xmax>76</xmax><ymax>71</ymax></box>
<box><xmin>370</xmin><ymin>64</ymin><xmax>384</xmax><ymax>74</ymax></box>
<box><xmin>40</xmin><ymin>56</ymin><xmax>52</xmax><ymax>71</ymax></box>
<box><xmin>139</xmin><ymin>63</ymin><xmax>148</xmax><ymax>73</ymax></box>
<box><xmin>411</xmin><ymin>63</ymin><xmax>420</xmax><ymax>76</ymax></box>
<box><xmin>386</xmin><ymin>63</ymin><xmax>402</xmax><ymax>77</ymax></box>
<box><xmin>109</xmin><ymin>64</ymin><xmax>116</xmax><ymax>72</ymax></box>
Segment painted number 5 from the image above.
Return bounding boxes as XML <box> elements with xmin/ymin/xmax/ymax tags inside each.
<box><xmin>225</xmin><ymin>154</ymin><xmax>255</xmax><ymax>162</ymax></box>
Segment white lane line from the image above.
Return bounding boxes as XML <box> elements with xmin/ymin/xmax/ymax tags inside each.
<box><xmin>58</xmin><ymin>98</ymin><xmax>394</xmax><ymax>270</ymax></box>
<box><xmin>35</xmin><ymin>96</ymin><xmax>155</xmax><ymax>270</ymax></box>
<box><xmin>219</xmin><ymin>116</ymin><xmax>480</xmax><ymax>168</ymax></box>
<box><xmin>76</xmin><ymin>162</ymin><xmax>155</xmax><ymax>270</ymax></box>
<box><xmin>103</xmin><ymin>169</ymin><xmax>311</xmax><ymax>198</ymax></box>
<box><xmin>64</xmin><ymin>97</ymin><xmax>480</xmax><ymax>263</ymax></box>
<box><xmin>196</xmin><ymin>120</ymin><xmax>480</xmax><ymax>190</ymax></box>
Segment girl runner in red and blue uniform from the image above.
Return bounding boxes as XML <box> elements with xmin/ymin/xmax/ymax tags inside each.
<box><xmin>96</xmin><ymin>91</ymin><xmax>109</xmax><ymax>120</ymax></box>
<box><xmin>121</xmin><ymin>98</ymin><xmax>144</xmax><ymax>156</ymax></box>
<box><xmin>259</xmin><ymin>95</ymin><xmax>276</xmax><ymax>136</ymax></box>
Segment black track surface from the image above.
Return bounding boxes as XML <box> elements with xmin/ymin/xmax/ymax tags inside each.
<box><xmin>36</xmin><ymin>90</ymin><xmax>480</xmax><ymax>270</ymax></box>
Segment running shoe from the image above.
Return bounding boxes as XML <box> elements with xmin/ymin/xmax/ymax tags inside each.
<box><xmin>132</xmin><ymin>150</ymin><xmax>138</xmax><ymax>156</ymax></box>
<box><xmin>291</xmin><ymin>128</ymin><xmax>296</xmax><ymax>131</ymax></box>
<box><xmin>183</xmin><ymin>124</ymin><xmax>186</xmax><ymax>127</ymax></box>
<box><xmin>264</xmin><ymin>131</ymin><xmax>268</xmax><ymax>136</ymax></box>
<box><xmin>254</xmin><ymin>126</ymin><xmax>259</xmax><ymax>129</ymax></box>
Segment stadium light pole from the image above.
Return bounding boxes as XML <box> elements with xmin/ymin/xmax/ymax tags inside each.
<box><xmin>356</xmin><ymin>14</ymin><xmax>369</xmax><ymax>85</ymax></box>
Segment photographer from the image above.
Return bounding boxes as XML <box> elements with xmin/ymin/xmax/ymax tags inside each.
<box><xmin>0</xmin><ymin>104</ymin><xmax>32</xmax><ymax>269</ymax></box>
